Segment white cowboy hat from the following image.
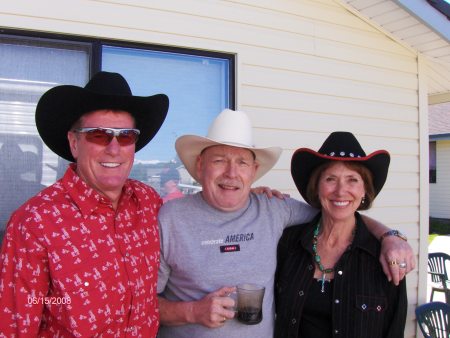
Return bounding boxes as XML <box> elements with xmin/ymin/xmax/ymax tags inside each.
<box><xmin>175</xmin><ymin>109</ymin><xmax>282</xmax><ymax>182</ymax></box>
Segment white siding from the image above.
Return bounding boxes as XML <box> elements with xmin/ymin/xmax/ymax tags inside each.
<box><xmin>430</xmin><ymin>140</ymin><xmax>450</xmax><ymax>218</ymax></box>
<box><xmin>0</xmin><ymin>0</ymin><xmax>423</xmax><ymax>336</ymax></box>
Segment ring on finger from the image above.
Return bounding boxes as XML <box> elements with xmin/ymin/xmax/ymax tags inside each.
<box><xmin>388</xmin><ymin>260</ymin><xmax>398</xmax><ymax>266</ymax></box>
<box><xmin>399</xmin><ymin>262</ymin><xmax>407</xmax><ymax>269</ymax></box>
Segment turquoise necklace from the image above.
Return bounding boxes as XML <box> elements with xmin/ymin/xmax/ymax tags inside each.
<box><xmin>312</xmin><ymin>221</ymin><xmax>334</xmax><ymax>293</ymax></box>
<box><xmin>312</xmin><ymin>220</ymin><xmax>356</xmax><ymax>293</ymax></box>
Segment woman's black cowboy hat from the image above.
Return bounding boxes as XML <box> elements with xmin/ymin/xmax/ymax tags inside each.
<box><xmin>35</xmin><ymin>71</ymin><xmax>169</xmax><ymax>162</ymax></box>
<box><xmin>291</xmin><ymin>131</ymin><xmax>390</xmax><ymax>204</ymax></box>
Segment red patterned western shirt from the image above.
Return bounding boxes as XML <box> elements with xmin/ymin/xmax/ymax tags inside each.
<box><xmin>0</xmin><ymin>164</ymin><xmax>162</xmax><ymax>337</ymax></box>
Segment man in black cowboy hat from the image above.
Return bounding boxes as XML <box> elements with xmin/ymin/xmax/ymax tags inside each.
<box><xmin>0</xmin><ymin>72</ymin><xmax>169</xmax><ymax>337</ymax></box>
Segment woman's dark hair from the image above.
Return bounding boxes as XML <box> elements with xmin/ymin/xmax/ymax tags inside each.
<box><xmin>305</xmin><ymin>161</ymin><xmax>375</xmax><ymax>211</ymax></box>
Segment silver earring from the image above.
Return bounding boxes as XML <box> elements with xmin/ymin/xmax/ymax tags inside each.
<box><xmin>361</xmin><ymin>196</ymin><xmax>366</xmax><ymax>204</ymax></box>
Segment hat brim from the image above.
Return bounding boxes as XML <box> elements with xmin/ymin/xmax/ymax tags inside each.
<box><xmin>175</xmin><ymin>135</ymin><xmax>282</xmax><ymax>183</ymax></box>
<box><xmin>291</xmin><ymin>148</ymin><xmax>390</xmax><ymax>204</ymax></box>
<box><xmin>36</xmin><ymin>85</ymin><xmax>169</xmax><ymax>162</ymax></box>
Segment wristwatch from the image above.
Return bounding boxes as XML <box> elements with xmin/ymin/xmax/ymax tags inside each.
<box><xmin>379</xmin><ymin>230</ymin><xmax>408</xmax><ymax>242</ymax></box>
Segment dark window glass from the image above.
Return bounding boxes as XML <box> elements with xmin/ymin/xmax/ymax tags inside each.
<box><xmin>429</xmin><ymin>141</ymin><xmax>437</xmax><ymax>183</ymax></box>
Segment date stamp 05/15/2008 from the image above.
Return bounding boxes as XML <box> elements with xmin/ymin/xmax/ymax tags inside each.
<box><xmin>27</xmin><ymin>295</ymin><xmax>71</xmax><ymax>305</ymax></box>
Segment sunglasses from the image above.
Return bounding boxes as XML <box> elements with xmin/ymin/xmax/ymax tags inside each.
<box><xmin>74</xmin><ymin>127</ymin><xmax>140</xmax><ymax>146</ymax></box>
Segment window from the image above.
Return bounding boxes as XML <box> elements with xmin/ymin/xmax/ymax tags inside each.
<box><xmin>429</xmin><ymin>141</ymin><xmax>437</xmax><ymax>183</ymax></box>
<box><xmin>101</xmin><ymin>44</ymin><xmax>232</xmax><ymax>195</ymax></box>
<box><xmin>0</xmin><ymin>31</ymin><xmax>234</xmax><ymax>244</ymax></box>
<box><xmin>0</xmin><ymin>35</ymin><xmax>90</xmax><ymax>244</ymax></box>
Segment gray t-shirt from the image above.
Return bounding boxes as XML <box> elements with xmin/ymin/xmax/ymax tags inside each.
<box><xmin>157</xmin><ymin>192</ymin><xmax>316</xmax><ymax>338</ymax></box>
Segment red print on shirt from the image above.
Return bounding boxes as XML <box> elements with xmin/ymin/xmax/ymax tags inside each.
<box><xmin>0</xmin><ymin>165</ymin><xmax>162</xmax><ymax>337</ymax></box>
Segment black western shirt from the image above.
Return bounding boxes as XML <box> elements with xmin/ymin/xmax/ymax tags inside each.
<box><xmin>274</xmin><ymin>213</ymin><xmax>407</xmax><ymax>338</ymax></box>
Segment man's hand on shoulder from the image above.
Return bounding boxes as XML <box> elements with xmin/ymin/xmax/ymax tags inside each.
<box><xmin>251</xmin><ymin>186</ymin><xmax>289</xmax><ymax>199</ymax></box>
<box><xmin>379</xmin><ymin>234</ymin><xmax>416</xmax><ymax>286</ymax></box>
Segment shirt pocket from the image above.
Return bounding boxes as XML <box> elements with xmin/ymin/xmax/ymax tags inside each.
<box><xmin>353</xmin><ymin>294</ymin><xmax>387</xmax><ymax>337</ymax></box>
<box><xmin>48</xmin><ymin>255</ymin><xmax>129</xmax><ymax>336</ymax></box>
<box><xmin>355</xmin><ymin>294</ymin><xmax>387</xmax><ymax>313</ymax></box>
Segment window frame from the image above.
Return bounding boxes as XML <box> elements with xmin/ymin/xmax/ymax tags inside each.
<box><xmin>1</xmin><ymin>28</ymin><xmax>236</xmax><ymax>108</ymax></box>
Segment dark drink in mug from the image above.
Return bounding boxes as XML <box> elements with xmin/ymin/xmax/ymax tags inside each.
<box><xmin>235</xmin><ymin>283</ymin><xmax>265</xmax><ymax>325</ymax></box>
<box><xmin>237</xmin><ymin>306</ymin><xmax>262</xmax><ymax>325</ymax></box>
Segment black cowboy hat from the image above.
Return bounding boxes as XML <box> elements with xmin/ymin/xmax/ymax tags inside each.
<box><xmin>35</xmin><ymin>71</ymin><xmax>169</xmax><ymax>162</ymax></box>
<box><xmin>291</xmin><ymin>131</ymin><xmax>390</xmax><ymax>204</ymax></box>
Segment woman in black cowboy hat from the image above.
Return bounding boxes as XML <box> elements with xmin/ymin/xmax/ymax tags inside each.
<box><xmin>274</xmin><ymin>132</ymin><xmax>407</xmax><ymax>338</ymax></box>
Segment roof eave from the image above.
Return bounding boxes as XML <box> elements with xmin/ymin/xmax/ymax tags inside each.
<box><xmin>394</xmin><ymin>0</ymin><xmax>450</xmax><ymax>43</ymax></box>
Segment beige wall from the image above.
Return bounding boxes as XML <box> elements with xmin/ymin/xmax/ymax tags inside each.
<box><xmin>430</xmin><ymin>140</ymin><xmax>450</xmax><ymax>218</ymax></box>
<box><xmin>0</xmin><ymin>0</ymin><xmax>425</xmax><ymax>336</ymax></box>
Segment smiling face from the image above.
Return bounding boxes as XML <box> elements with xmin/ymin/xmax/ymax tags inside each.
<box><xmin>317</xmin><ymin>162</ymin><xmax>366</xmax><ymax>222</ymax></box>
<box><xmin>196</xmin><ymin>145</ymin><xmax>258</xmax><ymax>212</ymax></box>
<box><xmin>67</xmin><ymin>109</ymin><xmax>136</xmax><ymax>204</ymax></box>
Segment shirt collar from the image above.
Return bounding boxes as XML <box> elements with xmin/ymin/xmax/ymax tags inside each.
<box><xmin>352</xmin><ymin>213</ymin><xmax>379</xmax><ymax>258</ymax></box>
<box><xmin>300</xmin><ymin>212</ymin><xmax>379</xmax><ymax>259</ymax></box>
<box><xmin>62</xmin><ymin>164</ymin><xmax>134</xmax><ymax>217</ymax></box>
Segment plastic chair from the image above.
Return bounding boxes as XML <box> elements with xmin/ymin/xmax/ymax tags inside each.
<box><xmin>428</xmin><ymin>252</ymin><xmax>450</xmax><ymax>304</ymax></box>
<box><xmin>415</xmin><ymin>302</ymin><xmax>449</xmax><ymax>338</ymax></box>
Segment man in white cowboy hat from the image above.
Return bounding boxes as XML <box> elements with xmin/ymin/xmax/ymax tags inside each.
<box><xmin>156</xmin><ymin>109</ymin><xmax>414</xmax><ymax>338</ymax></box>
<box><xmin>0</xmin><ymin>71</ymin><xmax>169</xmax><ymax>337</ymax></box>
